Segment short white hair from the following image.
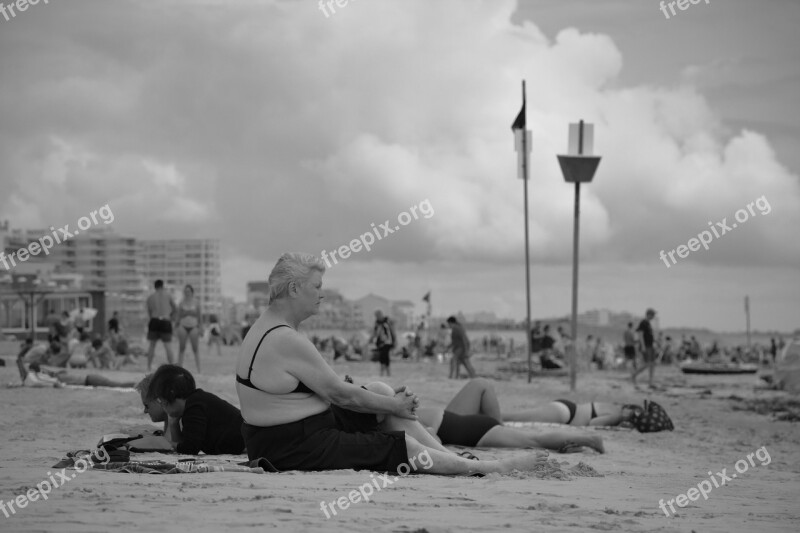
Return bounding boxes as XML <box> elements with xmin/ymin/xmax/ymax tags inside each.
<box><xmin>268</xmin><ymin>252</ymin><xmax>326</xmax><ymax>303</ymax></box>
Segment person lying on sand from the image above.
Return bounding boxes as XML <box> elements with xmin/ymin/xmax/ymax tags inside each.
<box><xmin>351</xmin><ymin>377</ymin><xmax>603</xmax><ymax>453</ymax></box>
<box><xmin>147</xmin><ymin>364</ymin><xmax>245</xmax><ymax>455</ymax></box>
<box><xmin>436</xmin><ymin>379</ymin><xmax>638</xmax><ymax>429</ymax></box>
<box><xmin>235</xmin><ymin>253</ymin><xmax>548</xmax><ymax>475</ymax></box>
<box><xmin>17</xmin><ymin>361</ymin><xmax>137</xmax><ymax>389</ymax></box>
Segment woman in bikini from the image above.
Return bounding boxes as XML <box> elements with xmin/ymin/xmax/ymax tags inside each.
<box><xmin>420</xmin><ymin>379</ymin><xmax>636</xmax><ymax>441</ymax></box>
<box><xmin>176</xmin><ymin>285</ymin><xmax>202</xmax><ymax>372</ymax></box>
<box><xmin>235</xmin><ymin>252</ymin><xmax>548</xmax><ymax>475</ymax></box>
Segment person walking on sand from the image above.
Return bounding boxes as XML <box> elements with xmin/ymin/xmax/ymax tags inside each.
<box><xmin>146</xmin><ymin>279</ymin><xmax>177</xmax><ymax>371</ymax></box>
<box><xmin>632</xmin><ymin>308</ymin><xmax>658</xmax><ymax>388</ymax></box>
<box><xmin>446</xmin><ymin>316</ymin><xmax>476</xmax><ymax>379</ymax></box>
<box><xmin>369</xmin><ymin>310</ymin><xmax>396</xmax><ymax>377</ymax></box>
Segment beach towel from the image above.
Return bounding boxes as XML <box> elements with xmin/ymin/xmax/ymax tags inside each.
<box><xmin>53</xmin><ymin>450</ymin><xmax>276</xmax><ymax>474</ymax></box>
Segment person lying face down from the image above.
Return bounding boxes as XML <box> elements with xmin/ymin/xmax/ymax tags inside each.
<box><xmin>147</xmin><ymin>364</ymin><xmax>246</xmax><ymax>455</ymax></box>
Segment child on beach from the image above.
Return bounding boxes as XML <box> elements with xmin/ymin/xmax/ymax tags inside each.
<box><xmin>88</xmin><ymin>338</ymin><xmax>115</xmax><ymax>369</ymax></box>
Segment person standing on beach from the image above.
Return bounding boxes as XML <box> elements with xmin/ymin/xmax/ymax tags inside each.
<box><xmin>623</xmin><ymin>322</ymin><xmax>637</xmax><ymax>370</ymax></box>
<box><xmin>369</xmin><ymin>310</ymin><xmax>396</xmax><ymax>377</ymax></box>
<box><xmin>446</xmin><ymin>316</ymin><xmax>476</xmax><ymax>379</ymax></box>
<box><xmin>632</xmin><ymin>308</ymin><xmax>658</xmax><ymax>388</ymax></box>
<box><xmin>146</xmin><ymin>279</ymin><xmax>177</xmax><ymax>371</ymax></box>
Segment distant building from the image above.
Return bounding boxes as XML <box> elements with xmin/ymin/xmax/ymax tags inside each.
<box><xmin>578</xmin><ymin>309</ymin><xmax>610</xmax><ymax>327</ymax></box>
<box><xmin>141</xmin><ymin>238</ymin><xmax>222</xmax><ymax>320</ymax></box>
<box><xmin>1</xmin><ymin>225</ymin><xmax>148</xmax><ymax>333</ymax></box>
<box><xmin>246</xmin><ymin>281</ymin><xmax>270</xmax><ymax>313</ymax></box>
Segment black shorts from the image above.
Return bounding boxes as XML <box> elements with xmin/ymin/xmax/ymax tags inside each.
<box><xmin>147</xmin><ymin>318</ymin><xmax>173</xmax><ymax>342</ymax></box>
<box><xmin>624</xmin><ymin>346</ymin><xmax>636</xmax><ymax>359</ymax></box>
<box><xmin>242</xmin><ymin>405</ymin><xmax>408</xmax><ymax>473</ymax></box>
<box><xmin>436</xmin><ymin>411</ymin><xmax>500</xmax><ymax>447</ymax></box>
<box><xmin>642</xmin><ymin>346</ymin><xmax>657</xmax><ymax>362</ymax></box>
<box><xmin>377</xmin><ymin>346</ymin><xmax>392</xmax><ymax>366</ymax></box>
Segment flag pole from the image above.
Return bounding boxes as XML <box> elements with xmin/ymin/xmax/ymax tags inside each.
<box><xmin>512</xmin><ymin>80</ymin><xmax>532</xmax><ymax>383</ymax></box>
<box><xmin>521</xmin><ymin>81</ymin><xmax>533</xmax><ymax>384</ymax></box>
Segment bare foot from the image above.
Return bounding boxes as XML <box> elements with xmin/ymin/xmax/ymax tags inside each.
<box><xmin>558</xmin><ymin>436</ymin><xmax>604</xmax><ymax>454</ymax></box>
<box><xmin>493</xmin><ymin>450</ymin><xmax>549</xmax><ymax>473</ymax></box>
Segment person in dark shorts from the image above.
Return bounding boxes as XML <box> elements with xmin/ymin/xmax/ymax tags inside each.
<box><xmin>235</xmin><ymin>252</ymin><xmax>548</xmax><ymax>475</ymax></box>
<box><xmin>146</xmin><ymin>279</ymin><xmax>177</xmax><ymax>371</ymax></box>
<box><xmin>369</xmin><ymin>310</ymin><xmax>396</xmax><ymax>377</ymax></box>
<box><xmin>413</xmin><ymin>378</ymin><xmax>604</xmax><ymax>453</ymax></box>
<box><xmin>623</xmin><ymin>322</ymin><xmax>637</xmax><ymax>370</ymax></box>
<box><xmin>632</xmin><ymin>308</ymin><xmax>658</xmax><ymax>388</ymax></box>
<box><xmin>446</xmin><ymin>316</ymin><xmax>476</xmax><ymax>379</ymax></box>
<box><xmin>148</xmin><ymin>364</ymin><xmax>245</xmax><ymax>455</ymax></box>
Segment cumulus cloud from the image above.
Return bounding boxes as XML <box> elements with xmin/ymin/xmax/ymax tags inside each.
<box><xmin>0</xmin><ymin>0</ymin><xmax>798</xmax><ymax>328</ymax></box>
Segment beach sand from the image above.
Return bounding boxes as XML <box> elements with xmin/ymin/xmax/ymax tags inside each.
<box><xmin>1</xmin><ymin>346</ymin><xmax>798</xmax><ymax>533</ymax></box>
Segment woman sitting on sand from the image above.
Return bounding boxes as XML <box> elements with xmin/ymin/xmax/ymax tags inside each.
<box><xmin>428</xmin><ymin>378</ymin><xmax>638</xmax><ymax>429</ymax></box>
<box><xmin>147</xmin><ymin>364</ymin><xmax>245</xmax><ymax>455</ymax></box>
<box><xmin>235</xmin><ymin>253</ymin><xmax>548</xmax><ymax>475</ymax></box>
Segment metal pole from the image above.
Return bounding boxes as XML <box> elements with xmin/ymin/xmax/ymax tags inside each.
<box><xmin>569</xmin><ymin>120</ymin><xmax>584</xmax><ymax>391</ymax></box>
<box><xmin>570</xmin><ymin>182</ymin><xmax>580</xmax><ymax>391</ymax></box>
<box><xmin>745</xmin><ymin>296</ymin><xmax>751</xmax><ymax>348</ymax></box>
<box><xmin>522</xmin><ymin>83</ymin><xmax>533</xmax><ymax>383</ymax></box>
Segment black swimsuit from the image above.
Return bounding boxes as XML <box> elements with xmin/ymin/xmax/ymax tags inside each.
<box><xmin>554</xmin><ymin>399</ymin><xmax>599</xmax><ymax>424</ymax></box>
<box><xmin>236</xmin><ymin>324</ymin><xmax>313</xmax><ymax>394</ymax></box>
<box><xmin>436</xmin><ymin>411</ymin><xmax>501</xmax><ymax>447</ymax></box>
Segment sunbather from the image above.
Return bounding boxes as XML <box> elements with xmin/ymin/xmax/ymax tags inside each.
<box><xmin>433</xmin><ymin>378</ymin><xmax>637</xmax><ymax>428</ymax></box>
<box><xmin>18</xmin><ymin>362</ymin><xmax>137</xmax><ymax>389</ymax></box>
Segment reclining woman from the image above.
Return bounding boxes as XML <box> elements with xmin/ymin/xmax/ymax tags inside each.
<box><xmin>236</xmin><ymin>253</ymin><xmax>548</xmax><ymax>475</ymax></box>
<box><xmin>417</xmin><ymin>378</ymin><xmax>636</xmax><ymax>448</ymax></box>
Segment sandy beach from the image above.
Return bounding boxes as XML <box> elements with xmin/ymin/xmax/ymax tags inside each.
<box><xmin>1</xmin><ymin>345</ymin><xmax>798</xmax><ymax>533</ymax></box>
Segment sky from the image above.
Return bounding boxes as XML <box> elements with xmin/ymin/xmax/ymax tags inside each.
<box><xmin>0</xmin><ymin>0</ymin><xmax>798</xmax><ymax>332</ymax></box>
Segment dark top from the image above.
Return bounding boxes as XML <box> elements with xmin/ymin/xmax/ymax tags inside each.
<box><xmin>450</xmin><ymin>323</ymin><xmax>470</xmax><ymax>354</ymax></box>
<box><xmin>636</xmin><ymin>319</ymin><xmax>654</xmax><ymax>348</ymax></box>
<box><xmin>108</xmin><ymin>317</ymin><xmax>119</xmax><ymax>333</ymax></box>
<box><xmin>236</xmin><ymin>324</ymin><xmax>313</xmax><ymax>394</ymax></box>
<box><xmin>176</xmin><ymin>389</ymin><xmax>245</xmax><ymax>455</ymax></box>
<box><xmin>541</xmin><ymin>334</ymin><xmax>555</xmax><ymax>350</ymax></box>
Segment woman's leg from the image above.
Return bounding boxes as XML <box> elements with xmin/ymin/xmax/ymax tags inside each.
<box><xmin>477</xmin><ymin>426</ymin><xmax>604</xmax><ymax>453</ymax></box>
<box><xmin>189</xmin><ymin>328</ymin><xmax>201</xmax><ymax>373</ymax></box>
<box><xmin>176</xmin><ymin>327</ymin><xmax>188</xmax><ymax>367</ymax></box>
<box><xmin>85</xmin><ymin>375</ymin><xmax>137</xmax><ymax>388</ymax></box>
<box><xmin>501</xmin><ymin>402</ymin><xmax>571</xmax><ymax>424</ymax></box>
<box><xmin>403</xmin><ymin>435</ymin><xmax>548</xmax><ymax>475</ymax></box>
<box><xmin>364</xmin><ymin>382</ymin><xmax>453</xmax><ymax>454</ymax></box>
<box><xmin>444</xmin><ymin>378</ymin><xmax>503</xmax><ymax>420</ymax></box>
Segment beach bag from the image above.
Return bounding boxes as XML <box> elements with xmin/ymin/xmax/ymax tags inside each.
<box><xmin>632</xmin><ymin>400</ymin><xmax>674</xmax><ymax>433</ymax></box>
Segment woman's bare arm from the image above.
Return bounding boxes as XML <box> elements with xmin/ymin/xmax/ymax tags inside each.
<box><xmin>279</xmin><ymin>333</ymin><xmax>417</xmax><ymax>419</ymax></box>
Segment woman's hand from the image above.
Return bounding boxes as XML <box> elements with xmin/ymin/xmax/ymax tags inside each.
<box><xmin>392</xmin><ymin>388</ymin><xmax>419</xmax><ymax>420</ymax></box>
